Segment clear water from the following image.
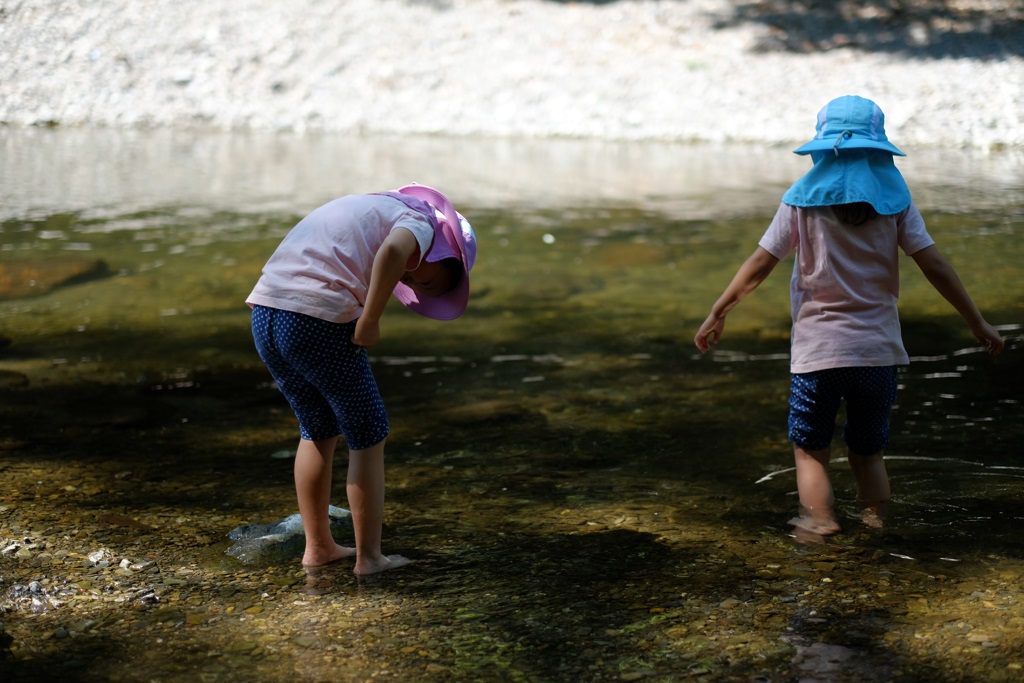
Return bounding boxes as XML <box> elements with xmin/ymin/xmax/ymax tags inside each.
<box><xmin>1</xmin><ymin>128</ymin><xmax>1022</xmax><ymax>681</ymax></box>
<box><xmin>2</xmin><ymin>126</ymin><xmax>1022</xmax><ymax>549</ymax></box>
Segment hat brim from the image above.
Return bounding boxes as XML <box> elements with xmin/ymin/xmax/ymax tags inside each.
<box><xmin>391</xmin><ymin>184</ymin><xmax>473</xmax><ymax>321</ymax></box>
<box><xmin>393</xmin><ymin>276</ymin><xmax>470</xmax><ymax>321</ymax></box>
<box><xmin>781</xmin><ymin>150</ymin><xmax>912</xmax><ymax>215</ymax></box>
<box><xmin>794</xmin><ymin>137</ymin><xmax>905</xmax><ymax>156</ymax></box>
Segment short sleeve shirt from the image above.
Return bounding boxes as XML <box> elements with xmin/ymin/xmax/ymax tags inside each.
<box><xmin>758</xmin><ymin>202</ymin><xmax>935</xmax><ymax>374</ymax></box>
<box><xmin>246</xmin><ymin>194</ymin><xmax>434</xmax><ymax>323</ymax></box>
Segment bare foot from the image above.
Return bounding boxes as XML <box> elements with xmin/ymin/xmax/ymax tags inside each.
<box><xmin>302</xmin><ymin>542</ymin><xmax>356</xmax><ymax>568</ymax></box>
<box><xmin>354</xmin><ymin>554</ymin><xmax>412</xmax><ymax>576</ymax></box>
<box><xmin>788</xmin><ymin>515</ymin><xmax>840</xmax><ymax>536</ymax></box>
<box><xmin>861</xmin><ymin>506</ymin><xmax>885</xmax><ymax>529</ymax></box>
<box><xmin>790</xmin><ymin>524</ymin><xmax>828</xmax><ymax>545</ymax></box>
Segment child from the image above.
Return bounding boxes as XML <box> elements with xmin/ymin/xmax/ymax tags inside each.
<box><xmin>247</xmin><ymin>184</ymin><xmax>477</xmax><ymax>573</ymax></box>
<box><xmin>693</xmin><ymin>96</ymin><xmax>1004</xmax><ymax>536</ymax></box>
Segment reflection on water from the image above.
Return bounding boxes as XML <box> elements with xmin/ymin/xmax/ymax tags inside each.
<box><xmin>1</xmin><ymin>128</ymin><xmax>1023</xmax><ymax>681</ymax></box>
<box><xmin>4</xmin><ymin>126</ymin><xmax>1024</xmax><ymax>220</ymax></box>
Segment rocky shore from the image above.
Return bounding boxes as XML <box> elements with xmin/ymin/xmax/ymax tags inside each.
<box><xmin>2</xmin><ymin>0</ymin><xmax>1022</xmax><ymax>149</ymax></box>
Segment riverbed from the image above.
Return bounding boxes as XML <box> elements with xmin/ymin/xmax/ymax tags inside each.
<box><xmin>2</xmin><ymin>128</ymin><xmax>1023</xmax><ymax>682</ymax></box>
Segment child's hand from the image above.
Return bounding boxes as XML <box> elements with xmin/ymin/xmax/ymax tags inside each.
<box><xmin>353</xmin><ymin>318</ymin><xmax>380</xmax><ymax>348</ymax></box>
<box><xmin>694</xmin><ymin>313</ymin><xmax>725</xmax><ymax>353</ymax></box>
<box><xmin>693</xmin><ymin>247</ymin><xmax>778</xmax><ymax>354</ymax></box>
<box><xmin>973</xmin><ymin>321</ymin><xmax>1005</xmax><ymax>357</ymax></box>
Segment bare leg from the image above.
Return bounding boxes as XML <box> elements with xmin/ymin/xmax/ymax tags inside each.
<box><xmin>792</xmin><ymin>445</ymin><xmax>840</xmax><ymax>534</ymax></box>
<box><xmin>848</xmin><ymin>450</ymin><xmax>890</xmax><ymax>529</ymax></box>
<box><xmin>295</xmin><ymin>436</ymin><xmax>356</xmax><ymax>567</ymax></box>
<box><xmin>347</xmin><ymin>438</ymin><xmax>410</xmax><ymax>576</ymax></box>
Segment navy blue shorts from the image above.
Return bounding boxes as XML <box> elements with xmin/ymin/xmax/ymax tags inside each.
<box><xmin>251</xmin><ymin>305</ymin><xmax>389</xmax><ymax>450</ymax></box>
<box><xmin>788</xmin><ymin>366</ymin><xmax>898</xmax><ymax>456</ymax></box>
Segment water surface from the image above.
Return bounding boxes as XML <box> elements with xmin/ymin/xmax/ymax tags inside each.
<box><xmin>1</xmin><ymin>128</ymin><xmax>1022</xmax><ymax>682</ymax></box>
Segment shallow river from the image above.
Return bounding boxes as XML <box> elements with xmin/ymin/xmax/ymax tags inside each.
<box><xmin>1</xmin><ymin>128</ymin><xmax>1022</xmax><ymax>682</ymax></box>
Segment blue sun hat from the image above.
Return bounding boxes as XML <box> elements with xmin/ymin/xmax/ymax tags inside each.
<box><xmin>782</xmin><ymin>95</ymin><xmax>911</xmax><ymax>215</ymax></box>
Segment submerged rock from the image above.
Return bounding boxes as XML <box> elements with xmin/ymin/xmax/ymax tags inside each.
<box><xmin>0</xmin><ymin>370</ymin><xmax>28</xmax><ymax>388</ymax></box>
<box><xmin>225</xmin><ymin>506</ymin><xmax>352</xmax><ymax>564</ymax></box>
<box><xmin>0</xmin><ymin>257</ymin><xmax>110</xmax><ymax>299</ymax></box>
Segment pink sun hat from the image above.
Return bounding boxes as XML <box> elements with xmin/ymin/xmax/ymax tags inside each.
<box><xmin>391</xmin><ymin>183</ymin><xmax>477</xmax><ymax>320</ymax></box>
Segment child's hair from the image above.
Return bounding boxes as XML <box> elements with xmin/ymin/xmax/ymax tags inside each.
<box><xmin>832</xmin><ymin>202</ymin><xmax>878</xmax><ymax>226</ymax></box>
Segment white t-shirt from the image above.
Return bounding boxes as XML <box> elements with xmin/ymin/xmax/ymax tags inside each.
<box><xmin>246</xmin><ymin>194</ymin><xmax>435</xmax><ymax>323</ymax></box>
<box><xmin>758</xmin><ymin>202</ymin><xmax>935</xmax><ymax>374</ymax></box>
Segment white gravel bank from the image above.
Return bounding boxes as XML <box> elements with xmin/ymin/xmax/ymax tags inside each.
<box><xmin>1</xmin><ymin>0</ymin><xmax>1022</xmax><ymax>149</ymax></box>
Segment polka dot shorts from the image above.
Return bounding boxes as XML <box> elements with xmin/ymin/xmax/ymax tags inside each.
<box><xmin>251</xmin><ymin>305</ymin><xmax>389</xmax><ymax>450</ymax></box>
<box><xmin>788</xmin><ymin>366</ymin><xmax>898</xmax><ymax>456</ymax></box>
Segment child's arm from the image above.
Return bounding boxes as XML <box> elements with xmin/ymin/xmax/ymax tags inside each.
<box><xmin>353</xmin><ymin>229</ymin><xmax>421</xmax><ymax>348</ymax></box>
<box><xmin>694</xmin><ymin>246</ymin><xmax>780</xmax><ymax>353</ymax></box>
<box><xmin>910</xmin><ymin>245</ymin><xmax>1004</xmax><ymax>356</ymax></box>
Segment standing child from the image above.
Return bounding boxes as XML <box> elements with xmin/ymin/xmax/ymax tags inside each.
<box><xmin>247</xmin><ymin>184</ymin><xmax>476</xmax><ymax>573</ymax></box>
<box><xmin>694</xmin><ymin>96</ymin><xmax>1004</xmax><ymax>536</ymax></box>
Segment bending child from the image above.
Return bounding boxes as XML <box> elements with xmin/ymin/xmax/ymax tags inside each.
<box><xmin>694</xmin><ymin>96</ymin><xmax>1003</xmax><ymax>536</ymax></box>
<box><xmin>247</xmin><ymin>184</ymin><xmax>476</xmax><ymax>573</ymax></box>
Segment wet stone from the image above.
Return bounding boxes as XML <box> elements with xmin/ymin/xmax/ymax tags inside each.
<box><xmin>0</xmin><ymin>257</ymin><xmax>109</xmax><ymax>299</ymax></box>
<box><xmin>225</xmin><ymin>506</ymin><xmax>352</xmax><ymax>564</ymax></box>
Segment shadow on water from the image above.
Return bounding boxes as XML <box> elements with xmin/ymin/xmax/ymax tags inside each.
<box><xmin>2</xmin><ymin>130</ymin><xmax>1024</xmax><ymax>681</ymax></box>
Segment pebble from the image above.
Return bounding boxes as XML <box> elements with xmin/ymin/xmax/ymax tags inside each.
<box><xmin>1</xmin><ymin>0</ymin><xmax>1021</xmax><ymax>149</ymax></box>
